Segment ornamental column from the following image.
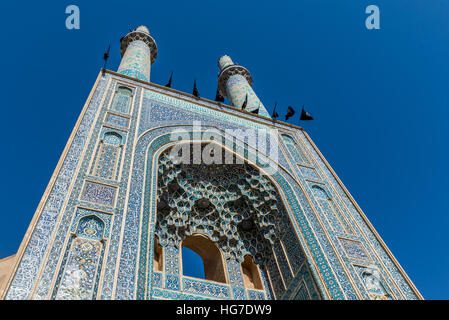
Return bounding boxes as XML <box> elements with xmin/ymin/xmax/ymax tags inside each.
<box><xmin>217</xmin><ymin>55</ymin><xmax>270</xmax><ymax>118</ymax></box>
<box><xmin>118</xmin><ymin>25</ymin><xmax>157</xmax><ymax>82</ymax></box>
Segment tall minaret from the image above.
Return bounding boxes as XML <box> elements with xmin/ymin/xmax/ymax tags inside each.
<box><xmin>217</xmin><ymin>55</ymin><xmax>270</xmax><ymax>118</ymax></box>
<box><xmin>118</xmin><ymin>25</ymin><xmax>157</xmax><ymax>82</ymax></box>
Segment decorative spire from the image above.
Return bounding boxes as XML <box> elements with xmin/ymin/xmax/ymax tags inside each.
<box><xmin>272</xmin><ymin>102</ymin><xmax>279</xmax><ymax>119</ymax></box>
<box><xmin>215</xmin><ymin>87</ymin><xmax>225</xmax><ymax>102</ymax></box>
<box><xmin>165</xmin><ymin>71</ymin><xmax>173</xmax><ymax>88</ymax></box>
<box><xmin>192</xmin><ymin>79</ymin><xmax>200</xmax><ymax>97</ymax></box>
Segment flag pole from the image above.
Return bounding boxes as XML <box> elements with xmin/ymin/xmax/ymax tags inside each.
<box><xmin>102</xmin><ymin>44</ymin><xmax>110</xmax><ymax>76</ymax></box>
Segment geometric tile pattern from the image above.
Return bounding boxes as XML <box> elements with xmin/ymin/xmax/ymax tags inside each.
<box><xmin>339</xmin><ymin>238</ymin><xmax>371</xmax><ymax>261</ymax></box>
<box><xmin>247</xmin><ymin>289</ymin><xmax>266</xmax><ymax>300</ymax></box>
<box><xmin>182</xmin><ymin>277</ymin><xmax>231</xmax><ymax>299</ymax></box>
<box><xmin>281</xmin><ymin>134</ymin><xmax>309</xmax><ymax>164</ymax></box>
<box><xmin>298</xmin><ymin>165</ymin><xmax>321</xmax><ymax>180</ymax></box>
<box><xmin>105</xmin><ymin>113</ymin><xmax>129</xmax><ymax>128</ymax></box>
<box><xmin>311</xmin><ymin>185</ymin><xmax>353</xmax><ymax>235</ymax></box>
<box><xmin>80</xmin><ymin>181</ymin><xmax>117</xmax><ymax>207</ymax></box>
<box><xmin>353</xmin><ymin>265</ymin><xmax>393</xmax><ymax>300</ymax></box>
<box><xmin>54</xmin><ymin>237</ymin><xmax>103</xmax><ymax>300</ymax></box>
<box><xmin>111</xmin><ymin>87</ymin><xmax>133</xmax><ymax>114</ymax></box>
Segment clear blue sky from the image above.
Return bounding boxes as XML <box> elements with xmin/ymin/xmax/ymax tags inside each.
<box><xmin>0</xmin><ymin>1</ymin><xmax>447</xmax><ymax>299</ymax></box>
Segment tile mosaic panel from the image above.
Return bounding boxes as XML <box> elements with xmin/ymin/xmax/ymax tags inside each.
<box><xmin>281</xmin><ymin>262</ymin><xmax>321</xmax><ymax>300</ymax></box>
<box><xmin>298</xmin><ymin>165</ymin><xmax>321</xmax><ymax>180</ymax></box>
<box><xmin>101</xmin><ymin>87</ymin><xmax>142</xmax><ymax>300</ymax></box>
<box><xmin>80</xmin><ymin>181</ymin><xmax>117</xmax><ymax>207</ymax></box>
<box><xmin>353</xmin><ymin>265</ymin><xmax>393</xmax><ymax>300</ymax></box>
<box><xmin>54</xmin><ymin>238</ymin><xmax>103</xmax><ymax>300</ymax></box>
<box><xmin>152</xmin><ymin>288</ymin><xmax>213</xmax><ymax>300</ymax></box>
<box><xmin>293</xmin><ymin>282</ymin><xmax>310</xmax><ymax>300</ymax></box>
<box><xmin>247</xmin><ymin>289</ymin><xmax>266</xmax><ymax>300</ymax></box>
<box><xmin>105</xmin><ymin>113</ymin><xmax>129</xmax><ymax>128</ymax></box>
<box><xmin>182</xmin><ymin>277</ymin><xmax>231</xmax><ymax>299</ymax></box>
<box><xmin>153</xmin><ymin>272</ymin><xmax>163</xmax><ymax>289</ymax></box>
<box><xmin>339</xmin><ymin>238</ymin><xmax>371</xmax><ymax>261</ymax></box>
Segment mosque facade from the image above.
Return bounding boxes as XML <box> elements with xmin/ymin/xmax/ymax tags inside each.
<box><xmin>0</xmin><ymin>26</ymin><xmax>422</xmax><ymax>300</ymax></box>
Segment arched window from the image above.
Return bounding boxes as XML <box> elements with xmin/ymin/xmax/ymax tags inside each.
<box><xmin>361</xmin><ymin>266</ymin><xmax>392</xmax><ymax>300</ymax></box>
<box><xmin>91</xmin><ymin>131</ymin><xmax>124</xmax><ymax>180</ymax></box>
<box><xmin>181</xmin><ymin>234</ymin><xmax>227</xmax><ymax>283</ymax></box>
<box><xmin>311</xmin><ymin>185</ymin><xmax>330</xmax><ymax>199</ymax></box>
<box><xmin>153</xmin><ymin>236</ymin><xmax>163</xmax><ymax>272</ymax></box>
<box><xmin>312</xmin><ymin>185</ymin><xmax>352</xmax><ymax>234</ymax></box>
<box><xmin>76</xmin><ymin>215</ymin><xmax>105</xmax><ymax>240</ymax></box>
<box><xmin>111</xmin><ymin>86</ymin><xmax>133</xmax><ymax>113</ymax></box>
<box><xmin>103</xmin><ymin>132</ymin><xmax>122</xmax><ymax>146</ymax></box>
<box><xmin>241</xmin><ymin>255</ymin><xmax>263</xmax><ymax>290</ymax></box>
<box><xmin>281</xmin><ymin>134</ymin><xmax>309</xmax><ymax>164</ymax></box>
<box><xmin>55</xmin><ymin>215</ymin><xmax>105</xmax><ymax>300</ymax></box>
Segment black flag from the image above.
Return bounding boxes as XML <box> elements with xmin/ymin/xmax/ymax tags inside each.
<box><xmin>193</xmin><ymin>79</ymin><xmax>200</xmax><ymax>97</ymax></box>
<box><xmin>250</xmin><ymin>101</ymin><xmax>260</xmax><ymax>114</ymax></box>
<box><xmin>165</xmin><ymin>72</ymin><xmax>173</xmax><ymax>88</ymax></box>
<box><xmin>241</xmin><ymin>94</ymin><xmax>248</xmax><ymax>110</ymax></box>
<box><xmin>102</xmin><ymin>44</ymin><xmax>110</xmax><ymax>74</ymax></box>
<box><xmin>103</xmin><ymin>44</ymin><xmax>110</xmax><ymax>62</ymax></box>
<box><xmin>272</xmin><ymin>102</ymin><xmax>279</xmax><ymax>119</ymax></box>
<box><xmin>285</xmin><ymin>106</ymin><xmax>295</xmax><ymax>121</ymax></box>
<box><xmin>215</xmin><ymin>87</ymin><xmax>224</xmax><ymax>102</ymax></box>
<box><xmin>300</xmin><ymin>106</ymin><xmax>314</xmax><ymax>120</ymax></box>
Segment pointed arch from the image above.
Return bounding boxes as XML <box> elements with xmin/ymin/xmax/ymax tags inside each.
<box><xmin>111</xmin><ymin>86</ymin><xmax>133</xmax><ymax>113</ymax></box>
<box><xmin>241</xmin><ymin>255</ymin><xmax>263</xmax><ymax>290</ymax></box>
<box><xmin>281</xmin><ymin>134</ymin><xmax>309</xmax><ymax>164</ymax></box>
<box><xmin>53</xmin><ymin>214</ymin><xmax>106</xmax><ymax>300</ymax></box>
<box><xmin>153</xmin><ymin>235</ymin><xmax>163</xmax><ymax>272</ymax></box>
<box><xmin>311</xmin><ymin>184</ymin><xmax>353</xmax><ymax>235</ymax></box>
<box><xmin>76</xmin><ymin>215</ymin><xmax>105</xmax><ymax>240</ymax></box>
<box><xmin>311</xmin><ymin>185</ymin><xmax>331</xmax><ymax>200</ymax></box>
<box><xmin>181</xmin><ymin>234</ymin><xmax>227</xmax><ymax>284</ymax></box>
<box><xmin>90</xmin><ymin>130</ymin><xmax>124</xmax><ymax>180</ymax></box>
<box><xmin>122</xmin><ymin>127</ymin><xmax>344</xmax><ymax>300</ymax></box>
<box><xmin>103</xmin><ymin>131</ymin><xmax>123</xmax><ymax>146</ymax></box>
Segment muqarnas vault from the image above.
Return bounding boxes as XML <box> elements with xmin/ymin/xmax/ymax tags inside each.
<box><xmin>0</xmin><ymin>25</ymin><xmax>422</xmax><ymax>300</ymax></box>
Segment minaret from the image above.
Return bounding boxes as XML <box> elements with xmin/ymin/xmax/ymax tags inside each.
<box><xmin>118</xmin><ymin>25</ymin><xmax>157</xmax><ymax>82</ymax></box>
<box><xmin>217</xmin><ymin>55</ymin><xmax>270</xmax><ymax>117</ymax></box>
